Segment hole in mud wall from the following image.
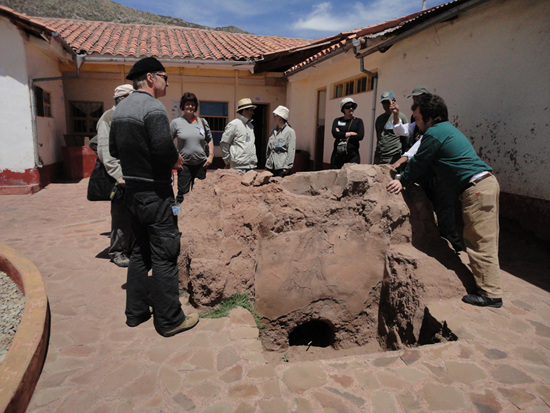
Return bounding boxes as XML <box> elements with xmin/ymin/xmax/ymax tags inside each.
<box><xmin>288</xmin><ymin>320</ymin><xmax>335</xmax><ymax>348</ymax></box>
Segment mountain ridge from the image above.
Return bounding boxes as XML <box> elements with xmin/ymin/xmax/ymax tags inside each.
<box><xmin>0</xmin><ymin>0</ymin><xmax>249</xmax><ymax>34</ymax></box>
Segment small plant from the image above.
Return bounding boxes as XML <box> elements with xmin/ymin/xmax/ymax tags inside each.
<box><xmin>200</xmin><ymin>294</ymin><xmax>264</xmax><ymax>328</ymax></box>
<box><xmin>283</xmin><ymin>353</ymin><xmax>289</xmax><ymax>362</ymax></box>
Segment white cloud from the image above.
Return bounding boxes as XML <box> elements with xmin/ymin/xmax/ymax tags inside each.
<box><xmin>293</xmin><ymin>2</ymin><xmax>349</xmax><ymax>33</ymax></box>
<box><xmin>293</xmin><ymin>0</ymin><xmax>429</xmax><ymax>34</ymax></box>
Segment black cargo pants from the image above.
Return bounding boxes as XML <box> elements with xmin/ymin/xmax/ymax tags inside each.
<box><xmin>124</xmin><ymin>185</ymin><xmax>185</xmax><ymax>335</ymax></box>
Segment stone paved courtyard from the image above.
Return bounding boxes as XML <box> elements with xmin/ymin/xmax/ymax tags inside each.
<box><xmin>1</xmin><ymin>179</ymin><xmax>549</xmax><ymax>412</ymax></box>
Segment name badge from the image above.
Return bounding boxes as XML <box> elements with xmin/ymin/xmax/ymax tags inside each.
<box><xmin>246</xmin><ymin>134</ymin><xmax>250</xmax><ymax>142</ymax></box>
<box><xmin>199</xmin><ymin>128</ymin><xmax>205</xmax><ymax>136</ymax></box>
<box><xmin>275</xmin><ymin>141</ymin><xmax>283</xmax><ymax>148</ymax></box>
<box><xmin>385</xmin><ymin>120</ymin><xmax>393</xmax><ymax>130</ymax></box>
<box><xmin>338</xmin><ymin>121</ymin><xmax>346</xmax><ymax>127</ymax></box>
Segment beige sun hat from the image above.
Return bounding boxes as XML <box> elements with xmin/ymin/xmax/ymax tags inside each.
<box><xmin>340</xmin><ymin>97</ymin><xmax>358</xmax><ymax>111</ymax></box>
<box><xmin>273</xmin><ymin>105</ymin><xmax>289</xmax><ymax>121</ymax></box>
<box><xmin>236</xmin><ymin>98</ymin><xmax>256</xmax><ymax>112</ymax></box>
<box><xmin>113</xmin><ymin>84</ymin><xmax>134</xmax><ymax>98</ymax></box>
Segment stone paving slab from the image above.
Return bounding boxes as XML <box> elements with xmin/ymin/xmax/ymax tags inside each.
<box><xmin>0</xmin><ymin>180</ymin><xmax>549</xmax><ymax>412</ymax></box>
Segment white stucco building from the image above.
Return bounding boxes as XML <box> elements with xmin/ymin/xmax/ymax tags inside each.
<box><xmin>267</xmin><ymin>0</ymin><xmax>550</xmax><ymax>239</ymax></box>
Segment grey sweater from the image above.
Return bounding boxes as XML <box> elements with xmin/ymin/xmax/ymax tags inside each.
<box><xmin>109</xmin><ymin>90</ymin><xmax>178</xmax><ymax>190</ymax></box>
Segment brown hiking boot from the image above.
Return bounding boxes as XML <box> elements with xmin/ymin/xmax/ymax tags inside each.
<box><xmin>161</xmin><ymin>313</ymin><xmax>199</xmax><ymax>337</ymax></box>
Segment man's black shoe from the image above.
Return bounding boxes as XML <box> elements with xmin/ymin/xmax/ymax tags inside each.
<box><xmin>462</xmin><ymin>294</ymin><xmax>502</xmax><ymax>308</ymax></box>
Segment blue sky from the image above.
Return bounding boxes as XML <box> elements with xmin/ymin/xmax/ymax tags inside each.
<box><xmin>115</xmin><ymin>0</ymin><xmax>451</xmax><ymax>39</ymax></box>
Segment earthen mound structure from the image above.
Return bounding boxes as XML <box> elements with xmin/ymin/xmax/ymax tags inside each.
<box><xmin>178</xmin><ymin>165</ymin><xmax>469</xmax><ymax>351</ymax></box>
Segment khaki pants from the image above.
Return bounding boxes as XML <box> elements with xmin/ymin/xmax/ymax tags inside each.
<box><xmin>461</xmin><ymin>174</ymin><xmax>502</xmax><ymax>298</ymax></box>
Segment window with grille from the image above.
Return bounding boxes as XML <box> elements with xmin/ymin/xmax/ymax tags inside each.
<box><xmin>200</xmin><ymin>101</ymin><xmax>228</xmax><ymax>146</ymax></box>
<box><xmin>69</xmin><ymin>101</ymin><xmax>104</xmax><ymax>137</ymax></box>
<box><xmin>332</xmin><ymin>72</ymin><xmax>376</xmax><ymax>99</ymax></box>
<box><xmin>34</xmin><ymin>86</ymin><xmax>52</xmax><ymax>117</ymax></box>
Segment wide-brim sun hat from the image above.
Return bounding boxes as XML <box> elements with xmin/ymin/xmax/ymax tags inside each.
<box><xmin>340</xmin><ymin>97</ymin><xmax>358</xmax><ymax>112</ymax></box>
<box><xmin>237</xmin><ymin>98</ymin><xmax>256</xmax><ymax>112</ymax></box>
<box><xmin>273</xmin><ymin>105</ymin><xmax>289</xmax><ymax>120</ymax></box>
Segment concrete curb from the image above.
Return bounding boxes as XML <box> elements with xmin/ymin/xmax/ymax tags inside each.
<box><xmin>0</xmin><ymin>244</ymin><xmax>49</xmax><ymax>413</ymax></box>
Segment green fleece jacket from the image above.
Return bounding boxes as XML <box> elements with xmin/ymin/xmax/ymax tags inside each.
<box><xmin>400</xmin><ymin>121</ymin><xmax>491</xmax><ymax>193</ymax></box>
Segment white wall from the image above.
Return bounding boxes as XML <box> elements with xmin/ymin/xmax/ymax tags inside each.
<box><xmin>288</xmin><ymin>52</ymin><xmax>378</xmax><ymax>165</ymax></box>
<box><xmin>287</xmin><ymin>0</ymin><xmax>550</xmax><ymax>201</ymax></box>
<box><xmin>26</xmin><ymin>41</ymin><xmax>68</xmax><ymax>166</ymax></box>
<box><xmin>0</xmin><ymin>18</ymin><xmax>35</xmax><ymax>172</ymax></box>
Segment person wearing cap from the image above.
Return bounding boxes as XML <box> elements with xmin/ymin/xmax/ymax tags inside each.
<box><xmin>390</xmin><ymin>86</ymin><xmax>465</xmax><ymax>253</ymax></box>
<box><xmin>265</xmin><ymin>106</ymin><xmax>296</xmax><ymax>177</ymax></box>
<box><xmin>170</xmin><ymin>92</ymin><xmax>214</xmax><ymax>203</ymax></box>
<box><xmin>387</xmin><ymin>94</ymin><xmax>502</xmax><ymax>309</ymax></box>
<box><xmin>110</xmin><ymin>56</ymin><xmax>199</xmax><ymax>337</ymax></box>
<box><xmin>391</xmin><ymin>86</ymin><xmax>431</xmax><ymax>150</ymax></box>
<box><xmin>220</xmin><ymin>98</ymin><xmax>258</xmax><ymax>171</ymax></box>
<box><xmin>96</xmin><ymin>84</ymin><xmax>135</xmax><ymax>267</ymax></box>
<box><xmin>374</xmin><ymin>90</ymin><xmax>408</xmax><ymax>164</ymax></box>
<box><xmin>330</xmin><ymin>97</ymin><xmax>365</xmax><ymax>169</ymax></box>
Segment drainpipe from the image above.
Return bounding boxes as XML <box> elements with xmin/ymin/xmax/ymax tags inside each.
<box><xmin>234</xmin><ymin>71</ymin><xmax>239</xmax><ymax>110</ymax></box>
<box><xmin>29</xmin><ymin>53</ymin><xmax>85</xmax><ymax>167</ymax></box>
<box><xmin>355</xmin><ymin>48</ymin><xmax>378</xmax><ymax>164</ymax></box>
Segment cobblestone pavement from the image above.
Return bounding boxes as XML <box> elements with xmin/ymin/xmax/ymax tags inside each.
<box><xmin>1</xmin><ymin>179</ymin><xmax>549</xmax><ymax>412</ymax></box>
<box><xmin>0</xmin><ymin>270</ymin><xmax>25</xmax><ymax>363</ymax></box>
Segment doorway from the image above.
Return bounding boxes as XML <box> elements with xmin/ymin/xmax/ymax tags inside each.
<box><xmin>314</xmin><ymin>89</ymin><xmax>327</xmax><ymax>170</ymax></box>
<box><xmin>253</xmin><ymin>103</ymin><xmax>269</xmax><ymax>169</ymax></box>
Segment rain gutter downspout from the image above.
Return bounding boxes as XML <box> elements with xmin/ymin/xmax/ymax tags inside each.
<box><xmin>353</xmin><ymin>0</ymin><xmax>492</xmax><ymax>164</ymax></box>
<box><xmin>357</xmin><ymin>53</ymin><xmax>378</xmax><ymax>164</ymax></box>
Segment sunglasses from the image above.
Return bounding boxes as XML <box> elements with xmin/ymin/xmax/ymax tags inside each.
<box><xmin>343</xmin><ymin>105</ymin><xmax>354</xmax><ymax>110</ymax></box>
<box><xmin>154</xmin><ymin>73</ymin><xmax>168</xmax><ymax>82</ymax></box>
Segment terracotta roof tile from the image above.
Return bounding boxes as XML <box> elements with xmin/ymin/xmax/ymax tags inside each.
<box><xmin>29</xmin><ymin>17</ymin><xmax>312</xmax><ymax>61</ymax></box>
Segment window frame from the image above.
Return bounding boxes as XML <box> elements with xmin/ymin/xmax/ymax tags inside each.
<box><xmin>332</xmin><ymin>72</ymin><xmax>376</xmax><ymax>99</ymax></box>
<box><xmin>34</xmin><ymin>86</ymin><xmax>52</xmax><ymax>118</ymax></box>
<box><xmin>68</xmin><ymin>100</ymin><xmax>104</xmax><ymax>138</ymax></box>
<box><xmin>199</xmin><ymin>100</ymin><xmax>229</xmax><ymax>146</ymax></box>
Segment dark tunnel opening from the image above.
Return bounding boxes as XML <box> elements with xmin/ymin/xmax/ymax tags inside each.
<box><xmin>288</xmin><ymin>319</ymin><xmax>335</xmax><ymax>348</ymax></box>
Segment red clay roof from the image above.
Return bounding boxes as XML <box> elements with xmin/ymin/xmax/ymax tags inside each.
<box><xmin>29</xmin><ymin>17</ymin><xmax>312</xmax><ymax>61</ymax></box>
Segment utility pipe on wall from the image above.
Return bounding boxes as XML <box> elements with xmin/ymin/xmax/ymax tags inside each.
<box><xmin>358</xmin><ymin>56</ymin><xmax>378</xmax><ymax>164</ymax></box>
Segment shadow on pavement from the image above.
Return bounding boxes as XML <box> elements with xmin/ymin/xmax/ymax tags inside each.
<box><xmin>498</xmin><ymin>217</ymin><xmax>550</xmax><ymax>293</ymax></box>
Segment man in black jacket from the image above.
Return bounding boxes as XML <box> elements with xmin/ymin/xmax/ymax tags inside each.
<box><xmin>110</xmin><ymin>57</ymin><xmax>199</xmax><ymax>336</ymax></box>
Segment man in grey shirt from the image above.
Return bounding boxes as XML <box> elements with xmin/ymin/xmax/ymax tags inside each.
<box><xmin>96</xmin><ymin>84</ymin><xmax>134</xmax><ymax>267</ymax></box>
<box><xmin>220</xmin><ymin>98</ymin><xmax>257</xmax><ymax>171</ymax></box>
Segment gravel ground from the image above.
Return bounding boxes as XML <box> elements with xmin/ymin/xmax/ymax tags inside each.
<box><xmin>0</xmin><ymin>270</ymin><xmax>25</xmax><ymax>364</ymax></box>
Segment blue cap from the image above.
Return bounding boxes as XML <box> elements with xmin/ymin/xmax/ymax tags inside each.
<box><xmin>380</xmin><ymin>90</ymin><xmax>395</xmax><ymax>102</ymax></box>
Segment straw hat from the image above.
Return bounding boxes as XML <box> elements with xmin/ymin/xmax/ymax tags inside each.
<box><xmin>237</xmin><ymin>98</ymin><xmax>256</xmax><ymax>111</ymax></box>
